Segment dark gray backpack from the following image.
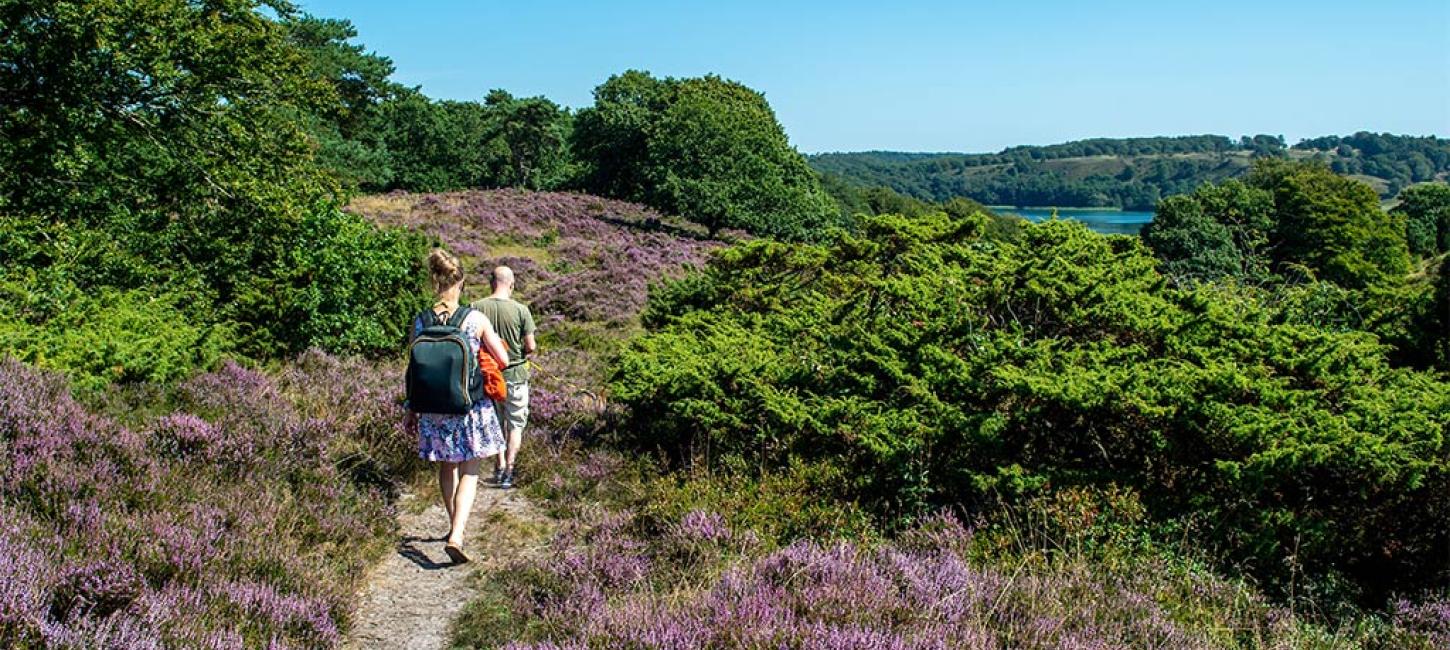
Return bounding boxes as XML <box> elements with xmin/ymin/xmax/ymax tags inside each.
<box><xmin>406</xmin><ymin>307</ymin><xmax>483</xmax><ymax>415</ymax></box>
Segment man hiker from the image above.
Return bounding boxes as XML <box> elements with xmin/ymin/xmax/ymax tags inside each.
<box><xmin>472</xmin><ymin>266</ymin><xmax>537</xmax><ymax>489</ymax></box>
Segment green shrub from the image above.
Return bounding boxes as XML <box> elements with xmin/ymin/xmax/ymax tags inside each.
<box><xmin>1435</xmin><ymin>261</ymin><xmax>1450</xmax><ymax>367</ymax></box>
<box><xmin>610</xmin><ymin>211</ymin><xmax>1450</xmax><ymax>604</ymax></box>
<box><xmin>1269</xmin><ymin>275</ymin><xmax>1441</xmax><ymax>369</ymax></box>
<box><xmin>234</xmin><ymin>206</ymin><xmax>428</xmax><ymax>357</ymax></box>
<box><xmin>0</xmin><ymin>1</ymin><xmax>430</xmax><ymax>374</ymax></box>
<box><xmin>0</xmin><ymin>287</ymin><xmax>232</xmax><ymax>392</ymax></box>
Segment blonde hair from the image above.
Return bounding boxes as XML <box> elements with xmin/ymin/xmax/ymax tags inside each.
<box><xmin>426</xmin><ymin>248</ymin><xmax>464</xmax><ymax>293</ymax></box>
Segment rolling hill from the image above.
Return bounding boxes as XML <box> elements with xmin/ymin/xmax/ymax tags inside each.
<box><xmin>811</xmin><ymin>133</ymin><xmax>1450</xmax><ymax>210</ymax></box>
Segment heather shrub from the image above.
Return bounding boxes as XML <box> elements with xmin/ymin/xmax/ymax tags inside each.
<box><xmin>0</xmin><ymin>354</ymin><xmax>407</xmax><ymax>648</ymax></box>
<box><xmin>1390</xmin><ymin>597</ymin><xmax>1450</xmax><ymax>648</ymax></box>
<box><xmin>276</xmin><ymin>349</ymin><xmax>423</xmax><ymax>487</ymax></box>
<box><xmin>519</xmin><ymin>448</ymin><xmax>874</xmax><ymax>551</ymax></box>
<box><xmin>457</xmin><ymin>456</ymin><xmax>1424</xmax><ymax>650</ymax></box>
<box><xmin>354</xmin><ymin>189</ymin><xmax>718</xmax><ymax>328</ymax></box>
<box><xmin>610</xmin><ymin>212</ymin><xmax>1450</xmax><ymax>603</ymax></box>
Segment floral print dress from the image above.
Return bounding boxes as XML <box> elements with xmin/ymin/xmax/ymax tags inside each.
<box><xmin>410</xmin><ymin>309</ymin><xmax>506</xmax><ymax>462</ymax></box>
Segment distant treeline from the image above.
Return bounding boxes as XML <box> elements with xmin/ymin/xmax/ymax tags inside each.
<box><xmin>290</xmin><ymin>16</ymin><xmax>1450</xmax><ymax>222</ymax></box>
<box><xmin>811</xmin><ymin>134</ymin><xmax>1450</xmax><ymax>210</ymax></box>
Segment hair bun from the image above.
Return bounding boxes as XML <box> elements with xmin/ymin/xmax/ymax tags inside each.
<box><xmin>426</xmin><ymin>248</ymin><xmax>464</xmax><ymax>292</ymax></box>
<box><xmin>427</xmin><ymin>248</ymin><xmax>459</xmax><ymax>275</ymax></box>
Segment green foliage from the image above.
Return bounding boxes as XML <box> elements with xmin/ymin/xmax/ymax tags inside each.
<box><xmin>1142</xmin><ymin>180</ymin><xmax>1274</xmax><ymax>282</ymax></box>
<box><xmin>816</xmin><ymin>170</ymin><xmax>872</xmax><ymax>220</ymax></box>
<box><xmin>573</xmin><ymin>71</ymin><xmax>841</xmax><ymax>239</ymax></box>
<box><xmin>0</xmin><ymin>0</ymin><xmax>430</xmax><ymax>383</ymax></box>
<box><xmin>479</xmin><ymin>89</ymin><xmax>576</xmax><ymax>190</ymax></box>
<box><xmin>571</xmin><ymin>70</ymin><xmax>673</xmax><ymax>203</ymax></box>
<box><xmin>233</xmin><ymin>207</ymin><xmax>429</xmax><ymax>358</ymax></box>
<box><xmin>0</xmin><ymin>288</ymin><xmax>233</xmax><ymax>392</ymax></box>
<box><xmin>372</xmin><ymin>92</ymin><xmax>492</xmax><ymax>192</ymax></box>
<box><xmin>611</xmin><ymin>212</ymin><xmax>1450</xmax><ymax>602</ymax></box>
<box><xmin>817</xmin><ymin>171</ymin><xmax>1027</xmax><ymax>241</ymax></box>
<box><xmin>371</xmin><ymin>89</ymin><xmax>574</xmax><ymax>193</ymax></box>
<box><xmin>1250</xmin><ymin>159</ymin><xmax>1410</xmax><ymax>287</ymax></box>
<box><xmin>1296</xmin><ymin>132</ymin><xmax>1450</xmax><ymax>192</ymax></box>
<box><xmin>274</xmin><ymin>13</ymin><xmax>577</xmax><ymax>194</ymax></box>
<box><xmin>0</xmin><ymin>0</ymin><xmax>337</xmax><ymax>239</ymax></box>
<box><xmin>1435</xmin><ymin>260</ymin><xmax>1450</xmax><ymax>367</ymax></box>
<box><xmin>1146</xmin><ymin>161</ymin><xmax>1410</xmax><ymax>289</ymax></box>
<box><xmin>1393</xmin><ymin>183</ymin><xmax>1450</xmax><ymax>258</ymax></box>
<box><xmin>282</xmin><ymin>12</ymin><xmax>403</xmax><ymax>189</ymax></box>
<box><xmin>1267</xmin><ymin>274</ymin><xmax>1442</xmax><ymax>370</ymax></box>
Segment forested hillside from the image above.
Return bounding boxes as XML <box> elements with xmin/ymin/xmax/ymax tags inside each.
<box><xmin>812</xmin><ymin>133</ymin><xmax>1450</xmax><ymax>210</ymax></box>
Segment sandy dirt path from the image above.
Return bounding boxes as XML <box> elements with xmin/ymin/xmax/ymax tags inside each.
<box><xmin>346</xmin><ymin>485</ymin><xmax>540</xmax><ymax>650</ymax></box>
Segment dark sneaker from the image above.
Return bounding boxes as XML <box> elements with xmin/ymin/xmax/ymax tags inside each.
<box><xmin>491</xmin><ymin>468</ymin><xmax>504</xmax><ymax>485</ymax></box>
<box><xmin>498</xmin><ymin>469</ymin><xmax>514</xmax><ymax>490</ymax></box>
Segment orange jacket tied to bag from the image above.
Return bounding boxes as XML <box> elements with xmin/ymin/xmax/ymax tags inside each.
<box><xmin>478</xmin><ymin>340</ymin><xmax>508</xmax><ymax>402</ymax></box>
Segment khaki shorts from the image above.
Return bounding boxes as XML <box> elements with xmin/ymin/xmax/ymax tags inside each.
<box><xmin>496</xmin><ymin>381</ymin><xmax>529</xmax><ymax>437</ymax></box>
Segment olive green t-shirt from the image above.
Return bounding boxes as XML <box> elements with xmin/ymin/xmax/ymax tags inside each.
<box><xmin>471</xmin><ymin>297</ymin><xmax>536</xmax><ymax>383</ymax></box>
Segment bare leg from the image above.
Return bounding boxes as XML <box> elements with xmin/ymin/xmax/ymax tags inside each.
<box><xmin>504</xmin><ymin>424</ymin><xmax>522</xmax><ymax>469</ymax></box>
<box><xmin>447</xmin><ymin>458</ymin><xmax>482</xmax><ymax>546</ymax></box>
<box><xmin>438</xmin><ymin>462</ymin><xmax>459</xmax><ymax>531</ymax></box>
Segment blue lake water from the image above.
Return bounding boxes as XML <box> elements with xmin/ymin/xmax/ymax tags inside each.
<box><xmin>992</xmin><ymin>207</ymin><xmax>1155</xmax><ymax>236</ymax></box>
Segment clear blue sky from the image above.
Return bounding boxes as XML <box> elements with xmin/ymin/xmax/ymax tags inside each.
<box><xmin>298</xmin><ymin>0</ymin><xmax>1449</xmax><ymax>154</ymax></box>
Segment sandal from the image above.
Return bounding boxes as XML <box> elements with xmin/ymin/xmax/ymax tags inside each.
<box><xmin>444</xmin><ymin>542</ymin><xmax>471</xmax><ymax>565</ymax></box>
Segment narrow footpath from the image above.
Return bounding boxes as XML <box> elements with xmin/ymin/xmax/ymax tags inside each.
<box><xmin>346</xmin><ymin>486</ymin><xmax>542</xmax><ymax>650</ymax></box>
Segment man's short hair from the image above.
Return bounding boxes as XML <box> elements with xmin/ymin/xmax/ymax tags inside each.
<box><xmin>490</xmin><ymin>265</ymin><xmax>515</xmax><ymax>288</ymax></box>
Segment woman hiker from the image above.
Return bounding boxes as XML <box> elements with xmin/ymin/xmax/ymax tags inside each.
<box><xmin>404</xmin><ymin>248</ymin><xmax>509</xmax><ymax>564</ymax></box>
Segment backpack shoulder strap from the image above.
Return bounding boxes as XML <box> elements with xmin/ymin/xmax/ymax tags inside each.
<box><xmin>446</xmin><ymin>306</ymin><xmax>472</xmax><ymax>329</ymax></box>
<box><xmin>419</xmin><ymin>309</ymin><xmax>439</xmax><ymax>328</ymax></box>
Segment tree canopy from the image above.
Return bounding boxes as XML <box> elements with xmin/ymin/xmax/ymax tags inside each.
<box><xmin>1144</xmin><ymin>160</ymin><xmax>1409</xmax><ymax>288</ymax></box>
<box><xmin>1393</xmin><ymin>182</ymin><xmax>1450</xmax><ymax>258</ymax></box>
<box><xmin>573</xmin><ymin>71</ymin><xmax>841</xmax><ymax>239</ymax></box>
<box><xmin>1251</xmin><ymin>159</ymin><xmax>1410</xmax><ymax>287</ymax></box>
<box><xmin>0</xmin><ymin>0</ymin><xmax>425</xmax><ymax>385</ymax></box>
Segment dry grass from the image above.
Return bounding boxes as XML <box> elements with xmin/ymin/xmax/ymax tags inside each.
<box><xmin>345</xmin><ymin>192</ymin><xmax>419</xmax><ymax>217</ymax></box>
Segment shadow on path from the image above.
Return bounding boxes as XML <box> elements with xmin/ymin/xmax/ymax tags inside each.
<box><xmin>397</xmin><ymin>542</ymin><xmax>453</xmax><ymax>571</ymax></box>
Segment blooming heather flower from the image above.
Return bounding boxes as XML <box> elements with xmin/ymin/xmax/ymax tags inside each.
<box><xmin>1</xmin><ymin>356</ymin><xmax>411</xmax><ymax>647</ymax></box>
<box><xmin>1393</xmin><ymin>597</ymin><xmax>1450</xmax><ymax>647</ymax></box>
<box><xmin>352</xmin><ymin>189</ymin><xmax>718</xmax><ymax>326</ymax></box>
<box><xmin>498</xmin><ymin>512</ymin><xmax>1248</xmax><ymax>649</ymax></box>
<box><xmin>676</xmin><ymin>510</ymin><xmax>731</xmax><ymax>543</ymax></box>
<box><xmin>148</xmin><ymin>413</ymin><xmax>221</xmax><ymax>458</ymax></box>
<box><xmin>0</xmin><ymin>515</ymin><xmax>53</xmax><ymax>636</ymax></box>
<box><xmin>215</xmin><ymin>580</ymin><xmax>340</xmax><ymax>646</ymax></box>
